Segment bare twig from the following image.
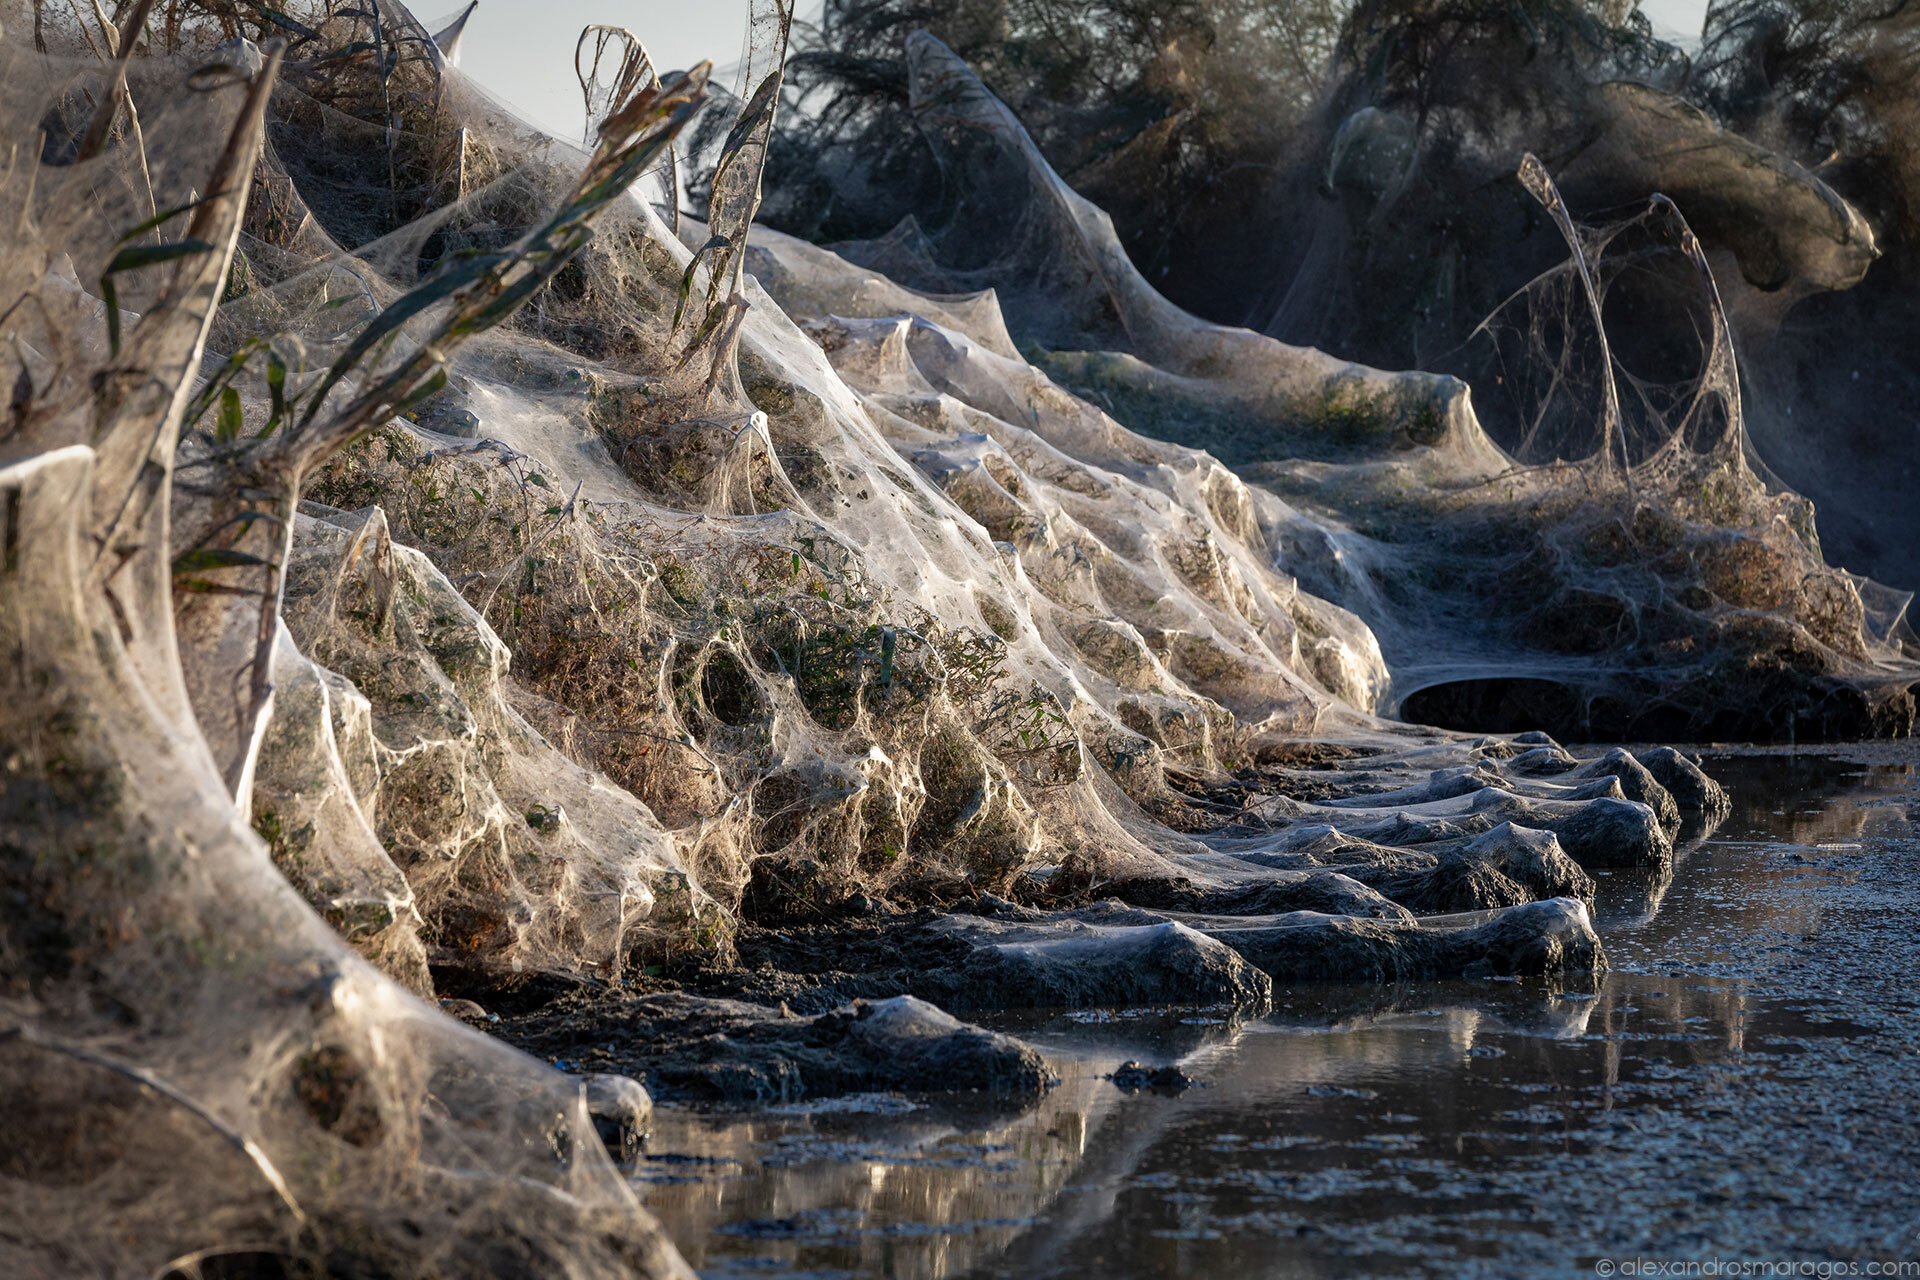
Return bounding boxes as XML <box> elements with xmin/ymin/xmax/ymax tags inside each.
<box><xmin>76</xmin><ymin>0</ymin><xmax>159</xmax><ymax>161</ymax></box>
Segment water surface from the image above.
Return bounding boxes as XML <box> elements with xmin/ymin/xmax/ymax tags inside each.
<box><xmin>635</xmin><ymin>750</ymin><xmax>1920</xmax><ymax>1278</ymax></box>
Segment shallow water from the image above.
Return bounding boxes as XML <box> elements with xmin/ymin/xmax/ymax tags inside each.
<box><xmin>635</xmin><ymin>749</ymin><xmax>1920</xmax><ymax>1279</ymax></box>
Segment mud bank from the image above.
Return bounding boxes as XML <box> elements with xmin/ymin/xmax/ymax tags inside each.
<box><xmin>490</xmin><ymin>992</ymin><xmax>1051</xmax><ymax>1104</ymax></box>
<box><xmin>628</xmin><ymin>749</ymin><xmax>1920</xmax><ymax>1279</ymax></box>
<box><xmin>478</xmin><ymin>735</ymin><xmax>1726</xmax><ymax>1107</ymax></box>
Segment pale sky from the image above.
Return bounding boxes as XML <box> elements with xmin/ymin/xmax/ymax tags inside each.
<box><xmin>1638</xmin><ymin>0</ymin><xmax>1712</xmax><ymax>48</ymax></box>
<box><xmin>448</xmin><ymin>0</ymin><xmax>1716</xmax><ymax>143</ymax></box>
<box><xmin>447</xmin><ymin>1</ymin><xmax>765</xmax><ymax>139</ymax></box>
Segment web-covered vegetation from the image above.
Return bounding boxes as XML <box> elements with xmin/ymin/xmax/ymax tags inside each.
<box><xmin>0</xmin><ymin>0</ymin><xmax>1914</xmax><ymax>1272</ymax></box>
<box><xmin>774</xmin><ymin>1</ymin><xmax>1916</xmax><ymax>740</ymax></box>
<box><xmin>776</xmin><ymin>0</ymin><xmax>1920</xmax><ymax>595</ymax></box>
<box><xmin>0</xmin><ymin>0</ymin><xmax>711</xmax><ymax>1271</ymax></box>
<box><xmin>807</xmin><ymin>29</ymin><xmax>1913</xmax><ymax>742</ymax></box>
<box><xmin>0</xmin><ymin>0</ymin><xmax>1398</xmax><ymax>1267</ymax></box>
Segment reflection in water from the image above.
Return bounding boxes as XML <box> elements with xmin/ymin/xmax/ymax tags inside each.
<box><xmin>635</xmin><ymin>751</ymin><xmax>1915</xmax><ymax>1279</ymax></box>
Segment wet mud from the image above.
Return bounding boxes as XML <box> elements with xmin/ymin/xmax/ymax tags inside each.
<box><xmin>607</xmin><ymin>749</ymin><xmax>1920</xmax><ymax>1277</ymax></box>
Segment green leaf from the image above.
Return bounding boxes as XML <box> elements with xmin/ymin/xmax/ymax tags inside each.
<box><xmin>700</xmin><ymin>70</ymin><xmax>783</xmax><ymax>303</ymax></box>
<box><xmin>100</xmin><ymin>239</ymin><xmax>219</xmax><ymax>356</ymax></box>
<box><xmin>113</xmin><ymin>193</ymin><xmax>232</xmax><ymax>246</ymax></box>
<box><xmin>314</xmin><ymin>39</ymin><xmax>377</xmax><ymax>62</ymax></box>
<box><xmin>187</xmin><ymin>63</ymin><xmax>253</xmax><ymax>91</ymax></box>
<box><xmin>298</xmin><ymin>253</ymin><xmax>504</xmax><ymax>429</ymax></box>
<box><xmin>526</xmin><ymin>473</ymin><xmax>551</xmax><ymax>490</ymax></box>
<box><xmin>544</xmin><ymin>504</ymin><xmax>563</xmax><ymax>516</ymax></box>
<box><xmin>265</xmin><ymin>348</ymin><xmax>287</xmax><ymax>424</ymax></box>
<box><xmin>173</xmin><ymin>547</ymin><xmax>269</xmax><ymax>573</ymax></box>
<box><xmin>182</xmin><ymin>336</ymin><xmax>267</xmax><ymax>429</ymax></box>
<box><xmin>216</xmin><ymin>386</ymin><xmax>243</xmax><ymax>441</ymax></box>
<box><xmin>719</xmin><ymin>71</ymin><xmax>783</xmax><ymax>161</ymax></box>
<box><xmin>106</xmin><ymin>241</ymin><xmax>220</xmax><ymax>275</ymax></box>
<box><xmin>253</xmin><ymin>6</ymin><xmax>319</xmax><ymax>38</ymax></box>
<box><xmin>671</xmin><ymin>234</ymin><xmax>729</xmax><ymax>332</ymax></box>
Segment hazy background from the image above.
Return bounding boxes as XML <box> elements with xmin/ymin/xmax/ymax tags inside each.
<box><xmin>451</xmin><ymin>0</ymin><xmax>1713</xmax><ymax>142</ymax></box>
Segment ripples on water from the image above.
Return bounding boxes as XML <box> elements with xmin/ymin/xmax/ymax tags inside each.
<box><xmin>635</xmin><ymin>751</ymin><xmax>1918</xmax><ymax>1279</ymax></box>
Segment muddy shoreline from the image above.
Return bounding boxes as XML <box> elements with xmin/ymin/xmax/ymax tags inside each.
<box><xmin>444</xmin><ymin>734</ymin><xmax>1735</xmax><ymax>1114</ymax></box>
<box><xmin>617</xmin><ymin>748</ymin><xmax>1920</xmax><ymax>1278</ymax></box>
